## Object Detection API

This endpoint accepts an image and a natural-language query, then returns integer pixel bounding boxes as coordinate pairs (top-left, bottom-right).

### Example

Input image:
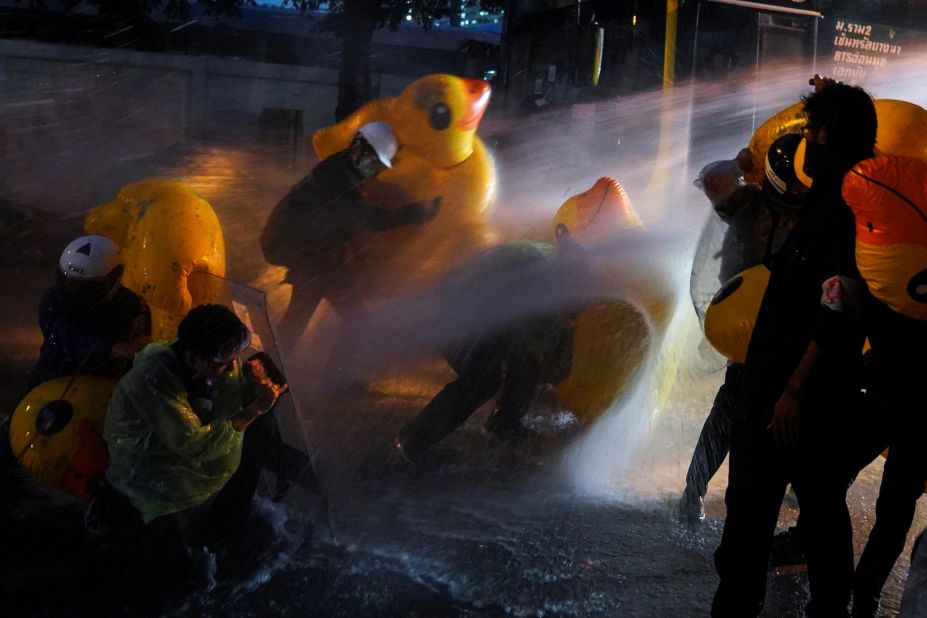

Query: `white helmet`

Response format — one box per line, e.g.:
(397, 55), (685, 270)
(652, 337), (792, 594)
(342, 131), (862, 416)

(356, 121), (398, 168)
(58, 235), (121, 280)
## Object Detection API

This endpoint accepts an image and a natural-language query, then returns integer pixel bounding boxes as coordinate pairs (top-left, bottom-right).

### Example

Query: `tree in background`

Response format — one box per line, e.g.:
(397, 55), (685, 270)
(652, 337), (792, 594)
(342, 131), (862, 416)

(48, 0), (503, 119)
(275, 0), (505, 120)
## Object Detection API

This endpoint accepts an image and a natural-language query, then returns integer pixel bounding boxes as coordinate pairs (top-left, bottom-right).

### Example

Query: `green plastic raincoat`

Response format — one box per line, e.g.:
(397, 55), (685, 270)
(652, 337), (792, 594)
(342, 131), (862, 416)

(103, 342), (245, 519)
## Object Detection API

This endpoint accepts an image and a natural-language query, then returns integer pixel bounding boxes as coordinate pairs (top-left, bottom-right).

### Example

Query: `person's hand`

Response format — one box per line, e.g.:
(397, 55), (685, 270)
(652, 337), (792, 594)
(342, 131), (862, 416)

(809, 74), (839, 92)
(250, 381), (284, 415)
(233, 381), (285, 431)
(768, 390), (801, 450)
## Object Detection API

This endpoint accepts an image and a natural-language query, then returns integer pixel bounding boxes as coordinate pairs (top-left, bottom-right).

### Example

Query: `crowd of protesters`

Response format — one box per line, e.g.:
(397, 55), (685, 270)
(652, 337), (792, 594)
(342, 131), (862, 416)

(6, 77), (926, 617)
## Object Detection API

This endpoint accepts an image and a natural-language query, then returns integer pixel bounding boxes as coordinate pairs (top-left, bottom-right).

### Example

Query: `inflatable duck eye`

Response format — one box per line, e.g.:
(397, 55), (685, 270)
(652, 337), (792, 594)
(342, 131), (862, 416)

(429, 103), (452, 131)
(711, 275), (744, 305)
(907, 270), (927, 304)
(36, 399), (74, 436)
(556, 223), (571, 240)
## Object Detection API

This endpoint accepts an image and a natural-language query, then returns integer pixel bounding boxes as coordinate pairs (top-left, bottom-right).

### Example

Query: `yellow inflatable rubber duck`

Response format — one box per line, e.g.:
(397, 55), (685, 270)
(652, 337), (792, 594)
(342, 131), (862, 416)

(85, 179), (226, 340)
(9, 375), (116, 498)
(311, 74), (497, 296)
(551, 177), (664, 422)
(744, 98), (927, 185)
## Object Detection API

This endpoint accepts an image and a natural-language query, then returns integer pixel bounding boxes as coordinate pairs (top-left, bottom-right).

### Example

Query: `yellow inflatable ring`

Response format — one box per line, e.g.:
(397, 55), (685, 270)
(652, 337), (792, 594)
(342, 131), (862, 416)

(9, 375), (117, 498)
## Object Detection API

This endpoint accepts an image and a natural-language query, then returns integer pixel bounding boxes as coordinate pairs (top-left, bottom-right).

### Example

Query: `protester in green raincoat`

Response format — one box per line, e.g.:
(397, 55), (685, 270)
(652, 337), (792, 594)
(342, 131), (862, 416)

(102, 304), (283, 520)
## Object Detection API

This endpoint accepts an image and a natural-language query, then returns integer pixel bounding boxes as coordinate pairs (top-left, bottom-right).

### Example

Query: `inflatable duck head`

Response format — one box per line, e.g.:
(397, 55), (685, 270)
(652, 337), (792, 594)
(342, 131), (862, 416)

(392, 74), (491, 167)
(85, 179), (226, 339)
(313, 74), (491, 169)
(553, 177), (642, 244)
(10, 375), (116, 497)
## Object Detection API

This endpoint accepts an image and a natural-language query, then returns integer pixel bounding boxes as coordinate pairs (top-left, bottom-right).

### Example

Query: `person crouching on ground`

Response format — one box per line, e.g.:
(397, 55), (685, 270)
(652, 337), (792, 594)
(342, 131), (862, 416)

(99, 304), (284, 585)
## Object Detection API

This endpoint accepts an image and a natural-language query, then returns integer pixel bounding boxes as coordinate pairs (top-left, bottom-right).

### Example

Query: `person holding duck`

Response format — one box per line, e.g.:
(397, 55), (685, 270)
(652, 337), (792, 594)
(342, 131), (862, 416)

(261, 121), (440, 353)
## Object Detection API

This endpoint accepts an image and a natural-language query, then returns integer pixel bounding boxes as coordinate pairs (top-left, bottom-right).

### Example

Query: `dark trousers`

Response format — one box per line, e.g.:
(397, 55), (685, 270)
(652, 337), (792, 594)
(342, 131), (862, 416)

(397, 334), (541, 459)
(854, 410), (927, 612)
(201, 410), (312, 544)
(713, 410), (859, 617)
(94, 410), (311, 550)
(685, 364), (741, 498)
(277, 267), (357, 354)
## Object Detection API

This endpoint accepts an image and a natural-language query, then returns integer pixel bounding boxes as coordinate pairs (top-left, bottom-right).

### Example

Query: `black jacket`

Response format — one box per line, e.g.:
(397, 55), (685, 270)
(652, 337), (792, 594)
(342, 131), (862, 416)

(260, 150), (426, 276)
(28, 285), (148, 388)
(737, 171), (867, 425)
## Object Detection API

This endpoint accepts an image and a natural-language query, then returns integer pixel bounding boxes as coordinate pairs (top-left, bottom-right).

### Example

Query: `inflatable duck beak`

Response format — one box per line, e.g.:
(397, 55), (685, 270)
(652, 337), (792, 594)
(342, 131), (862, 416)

(578, 177), (641, 231)
(458, 79), (491, 132)
(600, 177), (641, 226)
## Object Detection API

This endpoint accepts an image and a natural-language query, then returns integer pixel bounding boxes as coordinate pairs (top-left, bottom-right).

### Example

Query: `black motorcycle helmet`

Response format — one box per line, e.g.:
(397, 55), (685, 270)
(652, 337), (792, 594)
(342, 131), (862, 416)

(763, 133), (808, 211)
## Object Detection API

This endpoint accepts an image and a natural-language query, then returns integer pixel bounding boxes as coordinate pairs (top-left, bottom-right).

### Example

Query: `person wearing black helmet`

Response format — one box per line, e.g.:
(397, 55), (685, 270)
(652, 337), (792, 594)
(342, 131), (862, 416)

(762, 133), (809, 213)
(712, 80), (878, 618)
(898, 528), (927, 616)
(680, 133), (806, 522)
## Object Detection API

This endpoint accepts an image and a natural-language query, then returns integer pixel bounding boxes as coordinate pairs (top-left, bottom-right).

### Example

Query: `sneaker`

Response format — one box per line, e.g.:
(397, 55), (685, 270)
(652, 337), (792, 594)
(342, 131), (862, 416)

(677, 487), (705, 522)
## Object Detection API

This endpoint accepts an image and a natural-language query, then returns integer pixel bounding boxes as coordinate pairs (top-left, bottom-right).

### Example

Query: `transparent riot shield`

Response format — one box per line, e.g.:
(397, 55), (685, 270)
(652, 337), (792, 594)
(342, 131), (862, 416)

(689, 213), (725, 327)
(200, 272), (312, 459)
